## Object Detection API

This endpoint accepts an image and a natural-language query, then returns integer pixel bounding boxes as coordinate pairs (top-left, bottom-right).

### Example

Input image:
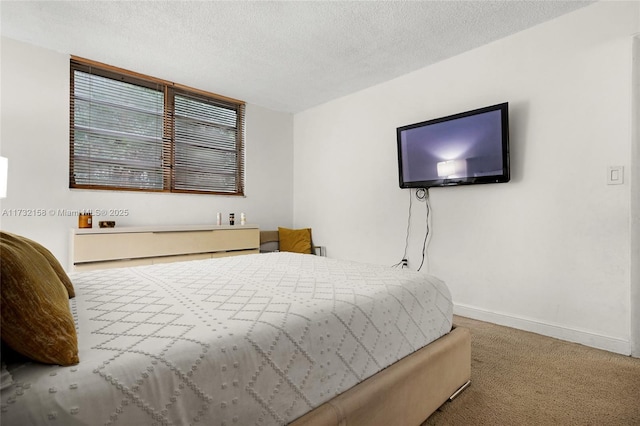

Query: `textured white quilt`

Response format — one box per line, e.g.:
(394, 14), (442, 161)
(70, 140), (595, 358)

(1, 253), (453, 425)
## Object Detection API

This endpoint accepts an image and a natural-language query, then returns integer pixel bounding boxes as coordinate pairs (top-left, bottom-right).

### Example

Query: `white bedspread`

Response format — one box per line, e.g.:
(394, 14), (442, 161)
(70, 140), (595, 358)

(1, 253), (453, 425)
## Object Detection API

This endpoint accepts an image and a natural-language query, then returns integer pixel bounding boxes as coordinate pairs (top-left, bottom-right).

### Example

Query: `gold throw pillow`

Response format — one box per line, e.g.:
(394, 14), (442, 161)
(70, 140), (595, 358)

(0, 232), (79, 365)
(9, 233), (74, 298)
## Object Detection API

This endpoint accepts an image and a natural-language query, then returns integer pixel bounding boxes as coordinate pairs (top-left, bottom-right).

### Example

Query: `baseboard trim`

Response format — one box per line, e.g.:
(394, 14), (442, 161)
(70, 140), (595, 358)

(454, 304), (631, 356)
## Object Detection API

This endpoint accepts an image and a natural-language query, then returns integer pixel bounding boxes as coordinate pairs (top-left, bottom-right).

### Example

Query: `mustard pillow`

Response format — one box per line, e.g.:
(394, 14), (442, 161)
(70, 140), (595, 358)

(278, 227), (313, 254)
(8, 232), (74, 298)
(0, 232), (79, 366)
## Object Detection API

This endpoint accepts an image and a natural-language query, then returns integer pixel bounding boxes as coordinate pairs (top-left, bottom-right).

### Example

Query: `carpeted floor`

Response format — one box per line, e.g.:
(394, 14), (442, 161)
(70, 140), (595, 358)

(422, 316), (640, 425)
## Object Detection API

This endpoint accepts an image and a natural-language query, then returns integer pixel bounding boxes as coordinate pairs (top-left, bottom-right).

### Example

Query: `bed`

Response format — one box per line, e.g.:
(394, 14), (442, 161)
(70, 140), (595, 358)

(0, 247), (470, 425)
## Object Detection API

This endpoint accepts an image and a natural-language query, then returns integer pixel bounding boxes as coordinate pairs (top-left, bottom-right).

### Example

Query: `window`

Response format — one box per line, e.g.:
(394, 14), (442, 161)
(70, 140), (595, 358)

(69, 57), (245, 195)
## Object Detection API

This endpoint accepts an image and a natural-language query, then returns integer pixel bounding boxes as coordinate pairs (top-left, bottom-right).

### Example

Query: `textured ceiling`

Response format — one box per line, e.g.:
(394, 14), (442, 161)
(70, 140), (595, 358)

(1, 1), (592, 113)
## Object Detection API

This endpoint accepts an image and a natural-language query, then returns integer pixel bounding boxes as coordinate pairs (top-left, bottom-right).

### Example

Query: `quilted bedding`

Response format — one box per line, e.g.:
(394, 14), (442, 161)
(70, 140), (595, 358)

(0, 252), (453, 425)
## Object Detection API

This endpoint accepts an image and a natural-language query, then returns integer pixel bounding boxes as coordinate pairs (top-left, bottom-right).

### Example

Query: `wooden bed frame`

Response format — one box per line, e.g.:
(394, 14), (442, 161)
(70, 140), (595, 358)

(291, 326), (471, 426)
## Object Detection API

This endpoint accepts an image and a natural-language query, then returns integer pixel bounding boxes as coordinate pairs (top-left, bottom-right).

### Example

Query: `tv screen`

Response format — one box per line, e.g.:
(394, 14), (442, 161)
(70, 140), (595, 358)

(397, 102), (510, 188)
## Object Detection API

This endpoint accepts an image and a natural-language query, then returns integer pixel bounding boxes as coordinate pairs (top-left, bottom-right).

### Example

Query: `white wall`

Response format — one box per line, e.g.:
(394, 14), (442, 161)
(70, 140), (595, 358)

(0, 37), (295, 269)
(631, 35), (640, 357)
(293, 2), (639, 355)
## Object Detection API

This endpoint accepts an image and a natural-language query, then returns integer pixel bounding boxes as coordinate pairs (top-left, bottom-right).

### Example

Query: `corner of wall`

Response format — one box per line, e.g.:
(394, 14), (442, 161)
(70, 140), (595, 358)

(631, 34), (640, 357)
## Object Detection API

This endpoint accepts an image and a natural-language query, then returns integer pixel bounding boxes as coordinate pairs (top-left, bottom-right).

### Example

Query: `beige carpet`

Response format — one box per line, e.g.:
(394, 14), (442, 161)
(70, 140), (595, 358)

(423, 316), (640, 425)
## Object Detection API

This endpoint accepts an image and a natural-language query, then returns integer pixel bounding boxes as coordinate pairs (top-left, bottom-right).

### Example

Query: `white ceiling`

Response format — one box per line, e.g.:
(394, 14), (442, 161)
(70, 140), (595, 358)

(1, 1), (592, 113)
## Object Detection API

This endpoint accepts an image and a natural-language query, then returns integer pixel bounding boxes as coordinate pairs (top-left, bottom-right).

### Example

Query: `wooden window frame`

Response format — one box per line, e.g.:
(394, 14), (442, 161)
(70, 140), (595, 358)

(69, 56), (245, 196)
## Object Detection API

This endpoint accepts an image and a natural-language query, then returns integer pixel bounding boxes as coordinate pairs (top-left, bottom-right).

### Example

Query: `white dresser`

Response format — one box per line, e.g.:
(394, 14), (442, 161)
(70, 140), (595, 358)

(70, 225), (260, 271)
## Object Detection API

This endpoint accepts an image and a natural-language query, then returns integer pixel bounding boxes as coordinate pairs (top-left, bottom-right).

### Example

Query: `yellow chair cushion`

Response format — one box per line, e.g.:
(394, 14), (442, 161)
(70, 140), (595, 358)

(278, 227), (313, 254)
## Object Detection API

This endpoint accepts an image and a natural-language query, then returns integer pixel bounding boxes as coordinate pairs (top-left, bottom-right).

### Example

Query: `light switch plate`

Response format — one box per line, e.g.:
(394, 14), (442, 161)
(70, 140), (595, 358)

(607, 166), (624, 185)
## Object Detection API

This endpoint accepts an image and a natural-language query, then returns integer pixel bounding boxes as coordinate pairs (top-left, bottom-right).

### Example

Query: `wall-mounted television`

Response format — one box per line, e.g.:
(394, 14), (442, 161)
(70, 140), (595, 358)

(397, 102), (510, 189)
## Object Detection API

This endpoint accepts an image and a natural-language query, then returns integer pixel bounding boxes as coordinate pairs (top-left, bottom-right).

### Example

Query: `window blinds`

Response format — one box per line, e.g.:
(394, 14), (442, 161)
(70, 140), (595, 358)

(173, 93), (244, 194)
(69, 58), (245, 195)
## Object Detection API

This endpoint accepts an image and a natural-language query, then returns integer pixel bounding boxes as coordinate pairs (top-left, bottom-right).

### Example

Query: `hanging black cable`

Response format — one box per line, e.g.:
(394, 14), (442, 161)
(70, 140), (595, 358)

(417, 188), (430, 272)
(392, 189), (412, 268)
